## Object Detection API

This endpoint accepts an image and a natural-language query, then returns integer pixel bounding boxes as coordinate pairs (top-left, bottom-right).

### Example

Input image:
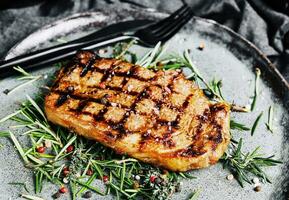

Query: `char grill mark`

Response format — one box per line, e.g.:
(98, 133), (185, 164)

(53, 54), (187, 132)
(80, 54), (98, 77)
(45, 50), (231, 171)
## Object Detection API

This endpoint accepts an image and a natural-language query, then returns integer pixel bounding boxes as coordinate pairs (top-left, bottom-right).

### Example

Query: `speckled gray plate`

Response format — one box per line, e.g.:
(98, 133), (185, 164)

(0, 8), (288, 200)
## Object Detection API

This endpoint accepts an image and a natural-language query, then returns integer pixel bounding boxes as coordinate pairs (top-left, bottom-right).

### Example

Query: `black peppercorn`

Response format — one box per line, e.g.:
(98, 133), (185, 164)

(155, 177), (162, 185)
(82, 191), (92, 198)
(52, 192), (61, 199)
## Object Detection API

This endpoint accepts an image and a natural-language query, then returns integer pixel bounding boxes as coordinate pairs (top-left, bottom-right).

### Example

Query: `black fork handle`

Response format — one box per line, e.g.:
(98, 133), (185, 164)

(0, 32), (129, 78)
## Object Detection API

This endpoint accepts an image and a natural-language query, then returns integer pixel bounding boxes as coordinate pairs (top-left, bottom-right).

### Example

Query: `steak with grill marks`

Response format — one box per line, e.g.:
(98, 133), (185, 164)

(44, 50), (231, 171)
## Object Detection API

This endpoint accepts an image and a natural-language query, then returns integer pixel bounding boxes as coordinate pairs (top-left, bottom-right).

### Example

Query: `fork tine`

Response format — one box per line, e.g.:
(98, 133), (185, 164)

(156, 10), (194, 43)
(147, 4), (189, 32)
(153, 7), (192, 37)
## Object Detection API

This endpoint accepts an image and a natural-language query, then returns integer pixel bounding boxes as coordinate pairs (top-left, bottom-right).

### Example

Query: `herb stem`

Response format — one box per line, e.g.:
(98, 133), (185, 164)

(251, 112), (263, 136)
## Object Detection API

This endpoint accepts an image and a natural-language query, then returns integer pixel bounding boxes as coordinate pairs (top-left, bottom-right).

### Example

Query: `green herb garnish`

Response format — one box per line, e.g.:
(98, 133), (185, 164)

(221, 138), (282, 187)
(265, 105), (274, 133)
(0, 82), (191, 200)
(8, 182), (30, 193)
(251, 68), (261, 111)
(230, 120), (250, 131)
(251, 112), (263, 136)
(3, 66), (42, 95)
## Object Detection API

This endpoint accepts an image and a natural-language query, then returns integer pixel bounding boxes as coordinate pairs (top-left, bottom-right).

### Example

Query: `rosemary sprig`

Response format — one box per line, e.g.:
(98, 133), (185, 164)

(183, 50), (225, 101)
(251, 68), (261, 111)
(208, 79), (224, 100)
(74, 175), (105, 196)
(4, 66), (42, 95)
(8, 182), (30, 193)
(221, 138), (281, 187)
(251, 112), (263, 136)
(0, 96), (191, 199)
(136, 41), (164, 67)
(265, 105), (274, 133)
(230, 120), (250, 131)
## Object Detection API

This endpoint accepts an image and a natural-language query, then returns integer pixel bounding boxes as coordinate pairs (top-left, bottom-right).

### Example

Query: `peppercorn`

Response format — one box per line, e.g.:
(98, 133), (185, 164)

(52, 192), (61, 199)
(86, 169), (93, 176)
(203, 89), (214, 99)
(36, 146), (45, 153)
(82, 191), (92, 198)
(226, 174), (234, 181)
(133, 181), (140, 189)
(103, 175), (109, 183)
(150, 175), (156, 183)
(175, 182), (182, 192)
(63, 177), (69, 184)
(59, 186), (68, 193)
(198, 42), (205, 50)
(66, 145), (74, 153)
(155, 177), (162, 185)
(254, 185), (261, 192)
(63, 167), (70, 176)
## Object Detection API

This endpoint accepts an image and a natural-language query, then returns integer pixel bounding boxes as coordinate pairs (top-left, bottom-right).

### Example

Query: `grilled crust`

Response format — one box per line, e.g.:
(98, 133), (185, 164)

(44, 50), (230, 172)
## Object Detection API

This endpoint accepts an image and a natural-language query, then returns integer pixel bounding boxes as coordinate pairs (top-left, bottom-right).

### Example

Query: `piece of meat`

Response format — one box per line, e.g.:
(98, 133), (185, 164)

(44, 50), (231, 171)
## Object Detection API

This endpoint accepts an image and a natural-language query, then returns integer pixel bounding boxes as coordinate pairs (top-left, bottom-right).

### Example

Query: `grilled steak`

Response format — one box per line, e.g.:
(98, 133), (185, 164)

(45, 50), (230, 171)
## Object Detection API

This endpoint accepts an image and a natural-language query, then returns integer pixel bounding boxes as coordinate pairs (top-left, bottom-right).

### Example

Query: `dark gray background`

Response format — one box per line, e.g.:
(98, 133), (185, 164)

(0, 0), (289, 81)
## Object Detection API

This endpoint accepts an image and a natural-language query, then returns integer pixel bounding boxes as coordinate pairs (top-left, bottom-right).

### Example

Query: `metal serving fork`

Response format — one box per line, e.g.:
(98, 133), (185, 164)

(0, 4), (193, 77)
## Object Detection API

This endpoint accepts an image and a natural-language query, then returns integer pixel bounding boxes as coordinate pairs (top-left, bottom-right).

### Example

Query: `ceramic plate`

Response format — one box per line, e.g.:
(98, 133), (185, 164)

(0, 8), (288, 200)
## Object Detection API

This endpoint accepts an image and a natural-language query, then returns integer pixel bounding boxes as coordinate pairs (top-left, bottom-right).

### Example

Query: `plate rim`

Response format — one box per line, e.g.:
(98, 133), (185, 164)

(2, 8), (289, 200)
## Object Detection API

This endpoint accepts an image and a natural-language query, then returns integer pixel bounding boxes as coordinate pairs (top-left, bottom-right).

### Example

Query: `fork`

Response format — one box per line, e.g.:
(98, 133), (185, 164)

(0, 4), (193, 78)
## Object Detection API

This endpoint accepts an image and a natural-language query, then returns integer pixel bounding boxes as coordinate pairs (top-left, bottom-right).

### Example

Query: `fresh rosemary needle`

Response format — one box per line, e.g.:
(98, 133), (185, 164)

(251, 68), (261, 111)
(188, 188), (202, 200)
(265, 105), (274, 133)
(251, 112), (263, 136)
(230, 120), (250, 131)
